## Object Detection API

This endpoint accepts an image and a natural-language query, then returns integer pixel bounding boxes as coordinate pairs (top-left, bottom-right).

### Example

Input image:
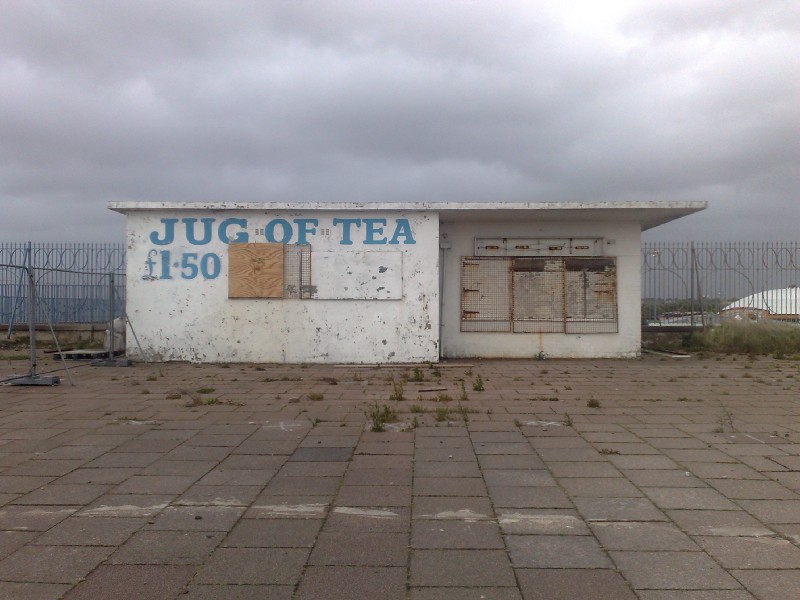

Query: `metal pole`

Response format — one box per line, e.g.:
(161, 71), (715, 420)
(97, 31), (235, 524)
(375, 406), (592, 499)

(695, 246), (706, 329)
(690, 243), (696, 328)
(92, 271), (130, 367)
(651, 250), (658, 323)
(108, 272), (115, 359)
(6, 242), (30, 339)
(9, 260), (59, 385)
(26, 264), (37, 378)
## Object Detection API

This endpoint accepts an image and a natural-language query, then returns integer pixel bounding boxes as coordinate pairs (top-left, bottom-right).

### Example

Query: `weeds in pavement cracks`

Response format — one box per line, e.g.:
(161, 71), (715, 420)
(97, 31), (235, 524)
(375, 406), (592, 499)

(367, 402), (399, 432)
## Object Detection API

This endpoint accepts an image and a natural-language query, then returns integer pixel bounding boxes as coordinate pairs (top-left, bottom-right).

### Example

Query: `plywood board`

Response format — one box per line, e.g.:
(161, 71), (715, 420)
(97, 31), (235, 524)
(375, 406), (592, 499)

(311, 251), (402, 299)
(228, 243), (284, 298)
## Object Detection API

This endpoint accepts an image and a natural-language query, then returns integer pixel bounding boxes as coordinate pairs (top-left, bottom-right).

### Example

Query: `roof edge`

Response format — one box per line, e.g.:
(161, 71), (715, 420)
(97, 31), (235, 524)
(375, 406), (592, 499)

(108, 200), (707, 212)
(107, 200), (707, 230)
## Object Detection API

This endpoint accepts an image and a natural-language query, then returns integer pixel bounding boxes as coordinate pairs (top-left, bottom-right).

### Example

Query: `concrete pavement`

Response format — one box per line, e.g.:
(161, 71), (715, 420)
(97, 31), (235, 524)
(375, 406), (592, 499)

(1, 354), (799, 599)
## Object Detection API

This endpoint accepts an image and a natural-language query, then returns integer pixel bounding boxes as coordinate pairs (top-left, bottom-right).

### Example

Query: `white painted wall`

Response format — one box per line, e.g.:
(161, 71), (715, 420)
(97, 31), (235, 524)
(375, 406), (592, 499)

(440, 219), (642, 358)
(122, 209), (439, 363)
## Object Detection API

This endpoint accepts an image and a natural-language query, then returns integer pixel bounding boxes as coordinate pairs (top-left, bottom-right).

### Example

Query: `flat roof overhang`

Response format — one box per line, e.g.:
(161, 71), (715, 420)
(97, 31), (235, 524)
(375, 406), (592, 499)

(109, 200), (707, 232)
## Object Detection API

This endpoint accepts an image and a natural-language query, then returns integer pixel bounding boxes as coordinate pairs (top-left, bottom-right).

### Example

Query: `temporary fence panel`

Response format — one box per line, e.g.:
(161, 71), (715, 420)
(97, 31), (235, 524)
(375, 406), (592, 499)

(0, 242), (125, 325)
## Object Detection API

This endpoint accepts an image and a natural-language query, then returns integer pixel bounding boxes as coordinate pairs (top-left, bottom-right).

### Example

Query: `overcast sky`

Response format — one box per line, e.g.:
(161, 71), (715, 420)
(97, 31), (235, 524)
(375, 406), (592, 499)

(1, 0), (797, 243)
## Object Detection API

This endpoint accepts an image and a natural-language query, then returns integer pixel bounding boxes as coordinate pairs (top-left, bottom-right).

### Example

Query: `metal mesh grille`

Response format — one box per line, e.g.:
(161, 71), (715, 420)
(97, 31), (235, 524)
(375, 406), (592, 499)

(564, 257), (618, 333)
(284, 245), (312, 299)
(460, 257), (511, 332)
(460, 256), (618, 334)
(512, 258), (564, 333)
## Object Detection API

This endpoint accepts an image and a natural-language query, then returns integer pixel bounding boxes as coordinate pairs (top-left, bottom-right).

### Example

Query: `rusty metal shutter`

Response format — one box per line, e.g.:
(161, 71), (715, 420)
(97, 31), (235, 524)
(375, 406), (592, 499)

(460, 255), (618, 334)
(564, 257), (618, 333)
(460, 257), (512, 332)
(512, 258), (565, 332)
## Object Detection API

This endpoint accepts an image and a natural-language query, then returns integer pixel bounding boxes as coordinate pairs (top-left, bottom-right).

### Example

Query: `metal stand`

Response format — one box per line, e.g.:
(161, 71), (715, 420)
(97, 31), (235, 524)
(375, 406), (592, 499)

(92, 272), (131, 367)
(9, 264), (59, 386)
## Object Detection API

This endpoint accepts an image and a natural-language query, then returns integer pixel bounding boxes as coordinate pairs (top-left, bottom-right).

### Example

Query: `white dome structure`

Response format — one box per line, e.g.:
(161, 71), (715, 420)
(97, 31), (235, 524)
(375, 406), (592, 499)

(721, 287), (800, 322)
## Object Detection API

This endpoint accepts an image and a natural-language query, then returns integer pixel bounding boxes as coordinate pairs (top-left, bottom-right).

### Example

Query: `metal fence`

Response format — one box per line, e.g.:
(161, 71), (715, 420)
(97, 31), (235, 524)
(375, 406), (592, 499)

(3, 240), (799, 329)
(641, 242), (800, 327)
(0, 242), (125, 325)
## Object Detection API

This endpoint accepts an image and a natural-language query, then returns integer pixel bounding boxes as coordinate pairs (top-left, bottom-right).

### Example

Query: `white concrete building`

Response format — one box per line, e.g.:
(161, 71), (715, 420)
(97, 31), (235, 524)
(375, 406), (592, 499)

(109, 201), (705, 363)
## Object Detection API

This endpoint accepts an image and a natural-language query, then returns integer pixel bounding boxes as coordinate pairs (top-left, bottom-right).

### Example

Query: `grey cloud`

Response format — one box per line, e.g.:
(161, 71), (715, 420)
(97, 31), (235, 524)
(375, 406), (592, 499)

(0, 0), (797, 242)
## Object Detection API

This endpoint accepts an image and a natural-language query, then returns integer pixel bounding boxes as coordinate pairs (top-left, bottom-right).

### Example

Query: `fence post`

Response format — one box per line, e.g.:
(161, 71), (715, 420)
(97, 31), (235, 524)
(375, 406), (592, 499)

(108, 272), (115, 359)
(91, 271), (130, 368)
(26, 264), (37, 377)
(690, 243), (696, 328)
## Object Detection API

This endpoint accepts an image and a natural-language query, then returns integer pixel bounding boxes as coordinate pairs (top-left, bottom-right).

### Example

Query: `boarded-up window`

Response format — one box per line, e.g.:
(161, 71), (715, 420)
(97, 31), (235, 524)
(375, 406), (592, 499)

(229, 243), (312, 299)
(460, 256), (618, 333)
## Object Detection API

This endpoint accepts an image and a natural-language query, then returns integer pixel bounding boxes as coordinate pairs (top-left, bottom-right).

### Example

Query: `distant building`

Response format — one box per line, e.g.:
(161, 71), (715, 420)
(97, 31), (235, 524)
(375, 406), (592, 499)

(109, 201), (705, 363)
(721, 287), (800, 322)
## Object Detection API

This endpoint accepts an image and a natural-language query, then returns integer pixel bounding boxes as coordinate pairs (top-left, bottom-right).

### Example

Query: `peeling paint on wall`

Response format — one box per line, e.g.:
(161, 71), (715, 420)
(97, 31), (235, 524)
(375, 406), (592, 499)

(123, 209), (439, 364)
(311, 251), (402, 299)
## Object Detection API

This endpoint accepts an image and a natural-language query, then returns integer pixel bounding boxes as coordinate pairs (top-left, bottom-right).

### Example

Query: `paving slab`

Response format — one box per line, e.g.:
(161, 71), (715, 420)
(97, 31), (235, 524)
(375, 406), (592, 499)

(489, 485), (572, 508)
(590, 521), (700, 551)
(409, 588), (522, 600)
(707, 478), (799, 500)
(334, 485), (411, 507)
(0, 545), (112, 583)
(559, 477), (643, 497)
(694, 535), (800, 569)
(309, 531), (407, 566)
(411, 519), (505, 549)
(610, 551), (742, 590)
(344, 468), (413, 486)
(729, 569), (800, 600)
(61, 565), (195, 600)
(182, 584), (294, 599)
(0, 531), (36, 562)
(736, 499), (800, 523)
(193, 547), (309, 585)
(516, 569), (637, 599)
(294, 566), (407, 600)
(573, 497), (668, 521)
(174, 484), (262, 506)
(643, 487), (741, 510)
(666, 509), (775, 537)
(33, 516), (144, 546)
(223, 518), (322, 547)
(483, 469), (556, 487)
(635, 592), (756, 600)
(410, 549), (517, 586)
(507, 535), (613, 568)
(108, 530), (225, 564)
(0, 582), (72, 600)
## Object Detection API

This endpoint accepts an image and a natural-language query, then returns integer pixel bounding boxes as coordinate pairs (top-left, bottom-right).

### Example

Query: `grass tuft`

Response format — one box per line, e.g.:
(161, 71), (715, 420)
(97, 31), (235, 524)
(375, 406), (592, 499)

(366, 402), (399, 432)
